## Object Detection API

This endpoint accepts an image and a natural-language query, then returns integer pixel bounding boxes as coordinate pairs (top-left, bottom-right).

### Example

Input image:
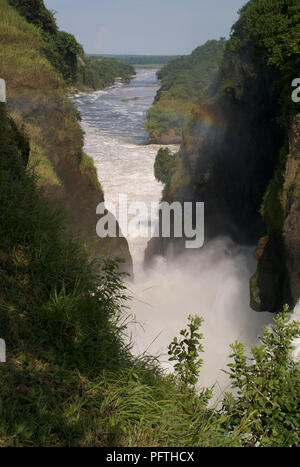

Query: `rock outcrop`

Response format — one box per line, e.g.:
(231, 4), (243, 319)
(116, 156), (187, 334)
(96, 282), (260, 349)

(145, 41), (284, 261)
(251, 113), (300, 311)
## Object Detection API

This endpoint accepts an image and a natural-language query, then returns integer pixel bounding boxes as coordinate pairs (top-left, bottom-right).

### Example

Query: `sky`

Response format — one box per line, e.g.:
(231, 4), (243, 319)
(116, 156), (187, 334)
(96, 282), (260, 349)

(44, 0), (247, 55)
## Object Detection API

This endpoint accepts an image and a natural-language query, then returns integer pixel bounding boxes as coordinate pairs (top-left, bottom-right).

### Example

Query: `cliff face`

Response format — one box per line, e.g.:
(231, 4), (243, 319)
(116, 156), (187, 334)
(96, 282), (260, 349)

(285, 116), (300, 304)
(145, 41), (284, 260)
(251, 113), (300, 311)
(0, 0), (133, 274)
(146, 0), (300, 312)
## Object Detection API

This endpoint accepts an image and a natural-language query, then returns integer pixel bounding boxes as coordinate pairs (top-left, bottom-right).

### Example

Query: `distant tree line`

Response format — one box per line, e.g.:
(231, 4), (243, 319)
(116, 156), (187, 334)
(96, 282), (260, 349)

(93, 54), (182, 66)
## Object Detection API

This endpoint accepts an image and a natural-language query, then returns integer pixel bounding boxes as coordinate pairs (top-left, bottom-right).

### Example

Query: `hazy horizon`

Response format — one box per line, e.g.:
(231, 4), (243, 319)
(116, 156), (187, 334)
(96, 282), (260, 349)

(44, 0), (247, 55)
(89, 53), (180, 57)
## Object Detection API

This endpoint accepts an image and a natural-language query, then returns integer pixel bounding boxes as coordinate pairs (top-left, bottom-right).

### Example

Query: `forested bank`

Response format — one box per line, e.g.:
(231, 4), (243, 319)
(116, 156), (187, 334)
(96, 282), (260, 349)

(146, 40), (226, 143)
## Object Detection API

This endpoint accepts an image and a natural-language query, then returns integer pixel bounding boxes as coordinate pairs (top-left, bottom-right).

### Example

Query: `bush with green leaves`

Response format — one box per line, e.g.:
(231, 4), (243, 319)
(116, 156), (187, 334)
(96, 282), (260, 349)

(232, 0), (300, 73)
(231, 0), (300, 122)
(154, 148), (176, 185)
(168, 315), (205, 387)
(221, 311), (300, 447)
(8, 0), (57, 34)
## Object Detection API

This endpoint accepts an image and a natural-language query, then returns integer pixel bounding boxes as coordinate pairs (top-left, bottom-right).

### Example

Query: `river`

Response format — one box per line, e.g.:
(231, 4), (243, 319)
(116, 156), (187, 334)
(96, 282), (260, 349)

(72, 67), (178, 267)
(72, 68), (275, 397)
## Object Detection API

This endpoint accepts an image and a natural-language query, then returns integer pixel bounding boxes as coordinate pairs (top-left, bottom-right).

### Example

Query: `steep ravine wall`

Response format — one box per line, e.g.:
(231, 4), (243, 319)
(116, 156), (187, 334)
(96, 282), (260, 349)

(8, 89), (132, 273)
(145, 37), (299, 312)
(0, 0), (133, 274)
(145, 41), (284, 255)
(251, 112), (300, 312)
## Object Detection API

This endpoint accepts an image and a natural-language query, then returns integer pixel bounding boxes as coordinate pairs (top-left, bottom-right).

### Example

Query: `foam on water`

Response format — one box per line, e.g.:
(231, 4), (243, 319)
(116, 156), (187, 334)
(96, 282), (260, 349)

(128, 239), (272, 399)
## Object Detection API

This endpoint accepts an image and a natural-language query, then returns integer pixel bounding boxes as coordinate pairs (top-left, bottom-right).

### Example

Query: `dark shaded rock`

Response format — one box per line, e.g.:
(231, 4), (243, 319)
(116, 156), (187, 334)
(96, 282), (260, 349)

(250, 235), (292, 312)
(251, 113), (300, 311)
(145, 41), (284, 267)
(0, 103), (30, 176)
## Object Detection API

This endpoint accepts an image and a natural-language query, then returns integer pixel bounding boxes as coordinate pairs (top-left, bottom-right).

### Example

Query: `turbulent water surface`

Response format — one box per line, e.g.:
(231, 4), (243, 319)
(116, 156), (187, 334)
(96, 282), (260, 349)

(72, 68), (275, 396)
(72, 68), (178, 265)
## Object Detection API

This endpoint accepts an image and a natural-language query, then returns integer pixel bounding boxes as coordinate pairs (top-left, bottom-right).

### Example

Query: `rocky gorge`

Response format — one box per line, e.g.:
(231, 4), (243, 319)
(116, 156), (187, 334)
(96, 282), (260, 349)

(145, 0), (300, 313)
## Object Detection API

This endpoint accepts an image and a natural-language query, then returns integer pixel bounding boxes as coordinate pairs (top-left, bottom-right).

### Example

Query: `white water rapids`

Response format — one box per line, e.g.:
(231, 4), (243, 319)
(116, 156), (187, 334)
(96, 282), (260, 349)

(72, 68), (299, 397)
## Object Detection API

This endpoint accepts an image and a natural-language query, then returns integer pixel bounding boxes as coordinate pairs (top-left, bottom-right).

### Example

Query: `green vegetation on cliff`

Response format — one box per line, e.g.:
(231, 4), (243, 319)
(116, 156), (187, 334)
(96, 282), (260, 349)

(154, 147), (177, 185)
(153, 1), (300, 233)
(231, 0), (300, 122)
(0, 0), (132, 267)
(8, 0), (135, 89)
(146, 39), (226, 142)
(237, 0), (300, 232)
(235, 0), (300, 310)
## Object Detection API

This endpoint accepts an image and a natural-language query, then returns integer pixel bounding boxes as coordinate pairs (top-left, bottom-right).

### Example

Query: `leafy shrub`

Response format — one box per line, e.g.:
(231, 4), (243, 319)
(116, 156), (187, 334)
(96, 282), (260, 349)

(154, 147), (176, 184)
(168, 315), (205, 386)
(221, 311), (300, 447)
(8, 0), (57, 34)
(231, 0), (300, 122)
